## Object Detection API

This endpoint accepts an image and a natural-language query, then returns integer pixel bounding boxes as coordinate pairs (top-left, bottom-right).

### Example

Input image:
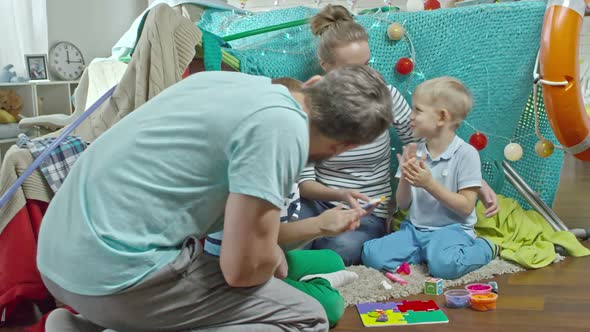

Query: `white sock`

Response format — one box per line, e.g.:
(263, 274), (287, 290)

(299, 270), (359, 288)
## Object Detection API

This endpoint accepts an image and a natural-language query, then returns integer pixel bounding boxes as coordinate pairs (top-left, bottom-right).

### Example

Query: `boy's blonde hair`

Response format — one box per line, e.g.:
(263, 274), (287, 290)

(413, 77), (473, 127)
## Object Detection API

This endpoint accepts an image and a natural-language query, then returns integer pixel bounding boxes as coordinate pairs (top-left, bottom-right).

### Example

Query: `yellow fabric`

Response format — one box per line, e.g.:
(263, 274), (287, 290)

(475, 195), (590, 269)
(0, 109), (17, 124)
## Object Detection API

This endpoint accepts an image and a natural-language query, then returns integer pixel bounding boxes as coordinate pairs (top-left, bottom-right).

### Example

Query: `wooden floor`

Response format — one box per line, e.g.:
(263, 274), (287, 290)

(334, 242), (590, 331)
(552, 153), (590, 230)
(335, 153), (590, 332)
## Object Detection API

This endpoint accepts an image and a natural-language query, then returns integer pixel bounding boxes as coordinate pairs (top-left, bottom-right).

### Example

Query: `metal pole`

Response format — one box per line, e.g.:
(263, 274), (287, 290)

(501, 161), (569, 232)
(499, 164), (565, 232)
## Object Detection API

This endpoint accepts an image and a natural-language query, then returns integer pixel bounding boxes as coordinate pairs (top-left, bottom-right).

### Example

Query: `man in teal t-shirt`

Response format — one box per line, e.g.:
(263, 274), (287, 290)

(38, 65), (393, 331)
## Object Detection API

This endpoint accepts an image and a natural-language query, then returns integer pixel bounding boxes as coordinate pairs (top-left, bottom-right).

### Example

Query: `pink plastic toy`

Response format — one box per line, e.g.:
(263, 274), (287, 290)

(385, 272), (408, 285)
(396, 262), (411, 275)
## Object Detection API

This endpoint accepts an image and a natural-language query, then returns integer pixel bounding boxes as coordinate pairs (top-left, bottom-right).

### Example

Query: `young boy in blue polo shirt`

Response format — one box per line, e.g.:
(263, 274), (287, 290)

(362, 77), (499, 280)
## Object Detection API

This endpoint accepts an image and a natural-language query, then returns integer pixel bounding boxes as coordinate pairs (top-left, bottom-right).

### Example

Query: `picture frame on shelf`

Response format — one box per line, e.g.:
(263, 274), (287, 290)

(24, 54), (48, 81)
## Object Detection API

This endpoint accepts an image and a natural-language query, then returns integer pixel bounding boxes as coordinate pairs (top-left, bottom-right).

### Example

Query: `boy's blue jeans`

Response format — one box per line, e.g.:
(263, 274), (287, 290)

(298, 198), (387, 266)
(362, 221), (494, 279)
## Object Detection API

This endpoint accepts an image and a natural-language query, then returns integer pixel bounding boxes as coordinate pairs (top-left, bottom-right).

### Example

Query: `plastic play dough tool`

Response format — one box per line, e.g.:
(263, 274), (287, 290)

(362, 196), (386, 210)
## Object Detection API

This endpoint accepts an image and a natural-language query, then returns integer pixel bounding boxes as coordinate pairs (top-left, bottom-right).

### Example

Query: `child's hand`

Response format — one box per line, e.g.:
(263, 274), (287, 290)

(337, 189), (370, 210)
(403, 156), (434, 189)
(479, 179), (499, 217)
(397, 145), (419, 181)
(406, 143), (417, 160)
(317, 205), (363, 236)
(397, 158), (416, 182)
(397, 144), (417, 163)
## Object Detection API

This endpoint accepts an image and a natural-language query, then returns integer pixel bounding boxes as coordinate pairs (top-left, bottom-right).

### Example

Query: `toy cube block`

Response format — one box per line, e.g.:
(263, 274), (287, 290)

(424, 277), (443, 295)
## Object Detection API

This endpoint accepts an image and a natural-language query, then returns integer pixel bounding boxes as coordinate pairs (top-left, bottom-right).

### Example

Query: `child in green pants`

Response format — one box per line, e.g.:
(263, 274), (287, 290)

(204, 232), (358, 328)
(283, 249), (358, 327)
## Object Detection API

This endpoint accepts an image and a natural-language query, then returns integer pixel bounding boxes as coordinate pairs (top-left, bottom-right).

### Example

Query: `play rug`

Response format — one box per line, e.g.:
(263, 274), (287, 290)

(336, 255), (563, 305)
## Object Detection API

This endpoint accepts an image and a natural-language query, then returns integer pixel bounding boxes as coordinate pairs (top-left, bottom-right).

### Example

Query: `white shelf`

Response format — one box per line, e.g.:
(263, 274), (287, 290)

(0, 81), (34, 87)
(0, 80), (78, 118)
(36, 80), (80, 86)
(0, 80), (78, 160)
(0, 137), (17, 144)
(0, 80), (78, 87)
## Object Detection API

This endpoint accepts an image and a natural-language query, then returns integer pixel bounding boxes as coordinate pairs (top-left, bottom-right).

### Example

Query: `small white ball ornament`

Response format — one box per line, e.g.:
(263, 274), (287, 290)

(504, 143), (523, 161)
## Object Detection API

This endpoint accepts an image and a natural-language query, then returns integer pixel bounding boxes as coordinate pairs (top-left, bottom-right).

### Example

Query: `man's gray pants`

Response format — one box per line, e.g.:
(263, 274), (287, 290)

(42, 237), (329, 332)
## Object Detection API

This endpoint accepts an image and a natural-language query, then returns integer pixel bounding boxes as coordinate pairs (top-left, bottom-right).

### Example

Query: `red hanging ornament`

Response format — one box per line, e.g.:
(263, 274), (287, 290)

(469, 132), (488, 151)
(424, 0), (441, 10)
(395, 57), (414, 75)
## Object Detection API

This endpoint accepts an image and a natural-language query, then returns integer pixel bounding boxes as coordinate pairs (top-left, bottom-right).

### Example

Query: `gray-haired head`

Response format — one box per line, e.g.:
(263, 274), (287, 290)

(302, 65), (393, 144)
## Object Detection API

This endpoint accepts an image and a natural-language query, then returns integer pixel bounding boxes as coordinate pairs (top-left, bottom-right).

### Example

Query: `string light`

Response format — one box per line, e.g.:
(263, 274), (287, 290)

(532, 83), (560, 148)
(395, 58), (413, 75)
(424, 0), (441, 10)
(463, 121), (537, 145)
(469, 132), (488, 151)
(463, 120), (537, 161)
(461, 53), (559, 161)
(387, 22), (405, 40)
(504, 142), (524, 161)
(373, 15), (424, 95)
(214, 6), (559, 163)
(531, 51), (563, 157)
(535, 138), (555, 158)
(363, 14), (557, 162)
(364, 13), (424, 95)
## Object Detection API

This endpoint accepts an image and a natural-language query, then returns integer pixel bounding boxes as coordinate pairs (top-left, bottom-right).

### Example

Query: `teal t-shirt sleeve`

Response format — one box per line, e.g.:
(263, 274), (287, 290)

(226, 107), (308, 208)
(456, 144), (482, 190)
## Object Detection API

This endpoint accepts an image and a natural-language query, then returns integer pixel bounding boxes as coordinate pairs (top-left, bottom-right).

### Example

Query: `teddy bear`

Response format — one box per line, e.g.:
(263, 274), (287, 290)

(0, 89), (23, 123)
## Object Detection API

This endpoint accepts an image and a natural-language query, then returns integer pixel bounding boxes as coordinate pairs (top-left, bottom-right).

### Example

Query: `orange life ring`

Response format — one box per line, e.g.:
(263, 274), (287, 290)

(539, 0), (590, 161)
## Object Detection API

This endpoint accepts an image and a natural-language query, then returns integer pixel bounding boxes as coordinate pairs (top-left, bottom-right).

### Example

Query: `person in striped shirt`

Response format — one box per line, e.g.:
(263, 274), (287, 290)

(297, 5), (499, 266)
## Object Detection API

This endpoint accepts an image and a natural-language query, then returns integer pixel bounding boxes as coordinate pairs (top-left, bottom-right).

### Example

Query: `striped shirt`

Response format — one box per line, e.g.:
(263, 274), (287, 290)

(298, 85), (417, 218)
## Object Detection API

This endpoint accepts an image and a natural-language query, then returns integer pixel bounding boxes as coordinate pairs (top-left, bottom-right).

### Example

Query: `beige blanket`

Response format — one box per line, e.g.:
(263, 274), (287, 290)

(0, 3), (202, 233)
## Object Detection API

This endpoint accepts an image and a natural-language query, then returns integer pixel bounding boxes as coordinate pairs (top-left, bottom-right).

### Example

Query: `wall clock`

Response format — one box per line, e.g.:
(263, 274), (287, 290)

(49, 41), (86, 81)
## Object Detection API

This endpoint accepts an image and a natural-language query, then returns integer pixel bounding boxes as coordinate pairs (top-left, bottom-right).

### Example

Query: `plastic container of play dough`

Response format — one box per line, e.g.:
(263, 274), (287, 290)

(470, 292), (498, 311)
(444, 289), (471, 308)
(465, 283), (493, 294)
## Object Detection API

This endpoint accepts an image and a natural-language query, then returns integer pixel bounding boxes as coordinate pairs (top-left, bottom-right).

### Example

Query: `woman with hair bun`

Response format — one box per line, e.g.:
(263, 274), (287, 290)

(298, 5), (499, 266)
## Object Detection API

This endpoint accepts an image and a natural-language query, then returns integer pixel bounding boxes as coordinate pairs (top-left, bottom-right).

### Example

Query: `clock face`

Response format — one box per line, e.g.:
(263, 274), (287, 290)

(49, 42), (85, 81)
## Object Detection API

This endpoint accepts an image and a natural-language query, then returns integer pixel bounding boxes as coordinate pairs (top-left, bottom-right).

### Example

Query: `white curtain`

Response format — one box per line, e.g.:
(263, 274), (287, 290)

(0, 0), (48, 78)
